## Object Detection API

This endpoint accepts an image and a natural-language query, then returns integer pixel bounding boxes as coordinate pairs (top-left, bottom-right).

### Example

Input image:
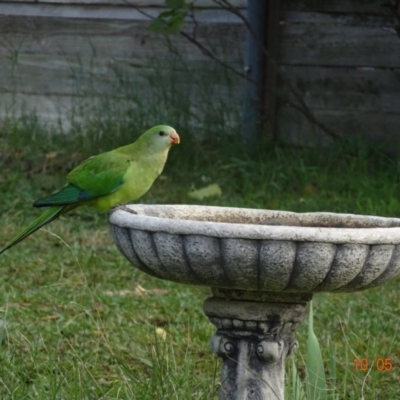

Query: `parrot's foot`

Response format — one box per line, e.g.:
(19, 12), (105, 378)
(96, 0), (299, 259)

(108, 205), (138, 217)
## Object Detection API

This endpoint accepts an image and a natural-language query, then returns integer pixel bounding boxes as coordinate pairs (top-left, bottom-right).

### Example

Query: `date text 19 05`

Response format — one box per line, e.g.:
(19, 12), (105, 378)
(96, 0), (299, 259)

(353, 358), (393, 371)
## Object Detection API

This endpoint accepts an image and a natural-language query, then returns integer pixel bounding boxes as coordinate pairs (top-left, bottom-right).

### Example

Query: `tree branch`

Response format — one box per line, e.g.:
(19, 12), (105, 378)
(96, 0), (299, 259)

(124, 0), (341, 140)
(124, 0), (250, 81)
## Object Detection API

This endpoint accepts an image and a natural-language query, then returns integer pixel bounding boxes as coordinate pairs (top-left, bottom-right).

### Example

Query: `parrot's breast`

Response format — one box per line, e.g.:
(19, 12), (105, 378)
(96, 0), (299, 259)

(89, 155), (166, 211)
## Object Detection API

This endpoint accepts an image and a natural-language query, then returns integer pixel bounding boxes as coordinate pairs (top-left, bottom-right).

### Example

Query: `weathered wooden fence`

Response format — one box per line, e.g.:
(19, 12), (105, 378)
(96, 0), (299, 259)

(0, 0), (246, 128)
(1, 0), (400, 148)
(279, 0), (400, 149)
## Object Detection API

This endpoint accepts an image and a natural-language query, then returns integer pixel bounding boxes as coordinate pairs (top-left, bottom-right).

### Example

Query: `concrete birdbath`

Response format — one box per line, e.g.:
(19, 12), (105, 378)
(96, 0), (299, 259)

(109, 205), (400, 400)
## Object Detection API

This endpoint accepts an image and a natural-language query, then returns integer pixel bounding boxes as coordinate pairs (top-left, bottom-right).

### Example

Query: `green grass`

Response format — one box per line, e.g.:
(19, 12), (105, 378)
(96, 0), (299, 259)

(1, 113), (400, 399)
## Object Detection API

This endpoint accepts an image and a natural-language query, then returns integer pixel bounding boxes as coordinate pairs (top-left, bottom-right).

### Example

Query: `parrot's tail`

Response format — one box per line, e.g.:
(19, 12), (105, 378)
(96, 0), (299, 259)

(0, 205), (67, 255)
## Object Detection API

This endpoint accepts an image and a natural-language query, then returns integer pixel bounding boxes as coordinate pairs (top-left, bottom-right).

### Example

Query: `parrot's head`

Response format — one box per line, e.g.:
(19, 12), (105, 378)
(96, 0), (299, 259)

(142, 125), (180, 151)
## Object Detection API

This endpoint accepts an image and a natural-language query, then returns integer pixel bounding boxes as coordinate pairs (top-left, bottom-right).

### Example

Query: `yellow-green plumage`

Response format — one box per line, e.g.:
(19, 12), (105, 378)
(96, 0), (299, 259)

(0, 125), (180, 255)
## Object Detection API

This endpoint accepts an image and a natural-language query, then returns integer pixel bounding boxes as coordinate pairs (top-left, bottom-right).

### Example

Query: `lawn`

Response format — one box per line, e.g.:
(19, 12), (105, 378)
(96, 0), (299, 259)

(0, 117), (400, 399)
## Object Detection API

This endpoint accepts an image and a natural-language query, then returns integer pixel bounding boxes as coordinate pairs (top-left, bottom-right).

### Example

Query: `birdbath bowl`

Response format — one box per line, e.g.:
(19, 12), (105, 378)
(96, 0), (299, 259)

(109, 205), (400, 400)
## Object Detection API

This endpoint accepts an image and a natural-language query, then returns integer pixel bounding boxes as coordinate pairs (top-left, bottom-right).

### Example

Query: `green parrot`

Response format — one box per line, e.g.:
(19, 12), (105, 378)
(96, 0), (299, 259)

(0, 125), (180, 255)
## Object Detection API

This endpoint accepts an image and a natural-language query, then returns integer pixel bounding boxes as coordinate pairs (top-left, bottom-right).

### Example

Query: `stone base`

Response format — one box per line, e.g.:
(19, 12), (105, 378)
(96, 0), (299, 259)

(204, 292), (309, 400)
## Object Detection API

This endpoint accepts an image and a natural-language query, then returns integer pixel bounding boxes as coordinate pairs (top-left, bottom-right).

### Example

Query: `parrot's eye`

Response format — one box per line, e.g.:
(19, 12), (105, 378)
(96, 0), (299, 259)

(158, 131), (165, 136)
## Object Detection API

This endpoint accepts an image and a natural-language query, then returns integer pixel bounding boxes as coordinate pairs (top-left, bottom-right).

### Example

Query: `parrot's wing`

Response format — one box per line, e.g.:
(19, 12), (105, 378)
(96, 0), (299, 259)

(34, 152), (131, 207)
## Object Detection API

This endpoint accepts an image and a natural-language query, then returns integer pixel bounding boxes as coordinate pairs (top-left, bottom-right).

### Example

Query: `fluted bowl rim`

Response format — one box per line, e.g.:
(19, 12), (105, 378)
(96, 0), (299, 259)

(109, 204), (400, 245)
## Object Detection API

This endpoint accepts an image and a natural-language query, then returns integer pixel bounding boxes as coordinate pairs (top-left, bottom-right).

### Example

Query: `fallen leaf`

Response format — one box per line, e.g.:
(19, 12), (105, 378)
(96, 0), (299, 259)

(10, 302), (31, 307)
(134, 285), (147, 296)
(41, 315), (59, 320)
(91, 303), (103, 312)
(188, 183), (222, 200)
(97, 377), (114, 385)
(104, 285), (169, 297)
(45, 151), (58, 159)
(303, 183), (319, 195)
(155, 327), (167, 341)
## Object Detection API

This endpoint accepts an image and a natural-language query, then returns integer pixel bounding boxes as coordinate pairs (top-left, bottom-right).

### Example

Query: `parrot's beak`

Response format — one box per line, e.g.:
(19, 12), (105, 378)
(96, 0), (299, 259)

(170, 132), (180, 146)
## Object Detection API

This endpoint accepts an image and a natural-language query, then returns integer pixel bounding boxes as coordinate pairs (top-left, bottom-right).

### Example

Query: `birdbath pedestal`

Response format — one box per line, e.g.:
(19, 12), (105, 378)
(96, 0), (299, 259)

(109, 205), (400, 400)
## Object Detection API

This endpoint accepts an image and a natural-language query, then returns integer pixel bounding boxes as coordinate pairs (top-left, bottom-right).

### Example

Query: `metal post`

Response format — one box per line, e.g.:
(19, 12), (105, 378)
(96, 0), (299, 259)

(242, 0), (267, 153)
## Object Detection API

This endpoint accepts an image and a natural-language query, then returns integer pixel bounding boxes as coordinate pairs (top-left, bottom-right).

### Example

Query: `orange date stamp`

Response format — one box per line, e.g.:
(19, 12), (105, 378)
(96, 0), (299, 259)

(353, 357), (393, 371)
